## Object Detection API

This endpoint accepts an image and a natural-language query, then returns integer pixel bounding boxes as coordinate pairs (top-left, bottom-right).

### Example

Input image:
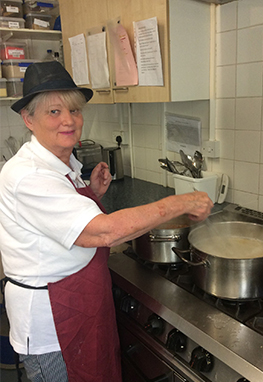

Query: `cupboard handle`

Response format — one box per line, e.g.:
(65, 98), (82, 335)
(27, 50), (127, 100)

(112, 87), (129, 92)
(95, 89), (111, 94)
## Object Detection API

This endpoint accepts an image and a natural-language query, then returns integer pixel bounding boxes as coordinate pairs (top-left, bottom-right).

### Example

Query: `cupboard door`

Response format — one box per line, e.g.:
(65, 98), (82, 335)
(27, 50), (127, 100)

(169, 0), (210, 102)
(58, 0), (114, 104)
(107, 0), (170, 103)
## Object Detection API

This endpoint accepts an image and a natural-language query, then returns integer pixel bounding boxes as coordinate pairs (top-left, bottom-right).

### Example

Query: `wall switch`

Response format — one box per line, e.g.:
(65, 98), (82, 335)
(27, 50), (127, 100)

(112, 130), (129, 145)
(202, 140), (220, 158)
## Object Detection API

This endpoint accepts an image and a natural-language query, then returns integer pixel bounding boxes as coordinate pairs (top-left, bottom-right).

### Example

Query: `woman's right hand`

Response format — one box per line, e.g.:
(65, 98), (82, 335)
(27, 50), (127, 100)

(180, 191), (214, 222)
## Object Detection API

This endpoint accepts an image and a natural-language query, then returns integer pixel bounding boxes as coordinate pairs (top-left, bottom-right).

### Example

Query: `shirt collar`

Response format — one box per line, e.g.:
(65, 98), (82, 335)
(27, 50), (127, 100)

(30, 135), (83, 180)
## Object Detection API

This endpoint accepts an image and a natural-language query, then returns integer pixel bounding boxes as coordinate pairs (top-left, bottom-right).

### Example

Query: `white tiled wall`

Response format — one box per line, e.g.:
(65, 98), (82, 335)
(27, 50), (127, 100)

(0, 0), (262, 211)
(214, 0), (263, 211)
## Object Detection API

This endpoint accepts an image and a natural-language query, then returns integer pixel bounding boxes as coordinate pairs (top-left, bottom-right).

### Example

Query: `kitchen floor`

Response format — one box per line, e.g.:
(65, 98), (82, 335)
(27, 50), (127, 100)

(1, 367), (31, 382)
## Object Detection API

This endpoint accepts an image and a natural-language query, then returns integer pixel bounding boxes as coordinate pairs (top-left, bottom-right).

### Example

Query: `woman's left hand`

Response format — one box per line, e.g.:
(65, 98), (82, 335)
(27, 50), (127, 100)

(89, 162), (112, 199)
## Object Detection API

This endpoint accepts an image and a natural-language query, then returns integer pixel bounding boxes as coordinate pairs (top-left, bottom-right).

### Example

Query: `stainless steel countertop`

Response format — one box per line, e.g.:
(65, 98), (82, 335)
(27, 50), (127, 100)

(108, 253), (263, 382)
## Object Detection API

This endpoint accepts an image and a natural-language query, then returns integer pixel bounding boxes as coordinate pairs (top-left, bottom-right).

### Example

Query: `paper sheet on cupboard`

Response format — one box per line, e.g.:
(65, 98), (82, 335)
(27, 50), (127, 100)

(133, 17), (163, 86)
(68, 34), (90, 85)
(108, 19), (138, 87)
(86, 31), (110, 89)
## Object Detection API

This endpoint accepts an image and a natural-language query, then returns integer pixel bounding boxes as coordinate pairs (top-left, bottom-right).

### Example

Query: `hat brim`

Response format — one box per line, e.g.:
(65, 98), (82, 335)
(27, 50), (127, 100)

(11, 86), (93, 113)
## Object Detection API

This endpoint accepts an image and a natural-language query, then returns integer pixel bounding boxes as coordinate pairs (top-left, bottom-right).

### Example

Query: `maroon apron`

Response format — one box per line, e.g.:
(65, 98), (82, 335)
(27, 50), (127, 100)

(48, 177), (122, 382)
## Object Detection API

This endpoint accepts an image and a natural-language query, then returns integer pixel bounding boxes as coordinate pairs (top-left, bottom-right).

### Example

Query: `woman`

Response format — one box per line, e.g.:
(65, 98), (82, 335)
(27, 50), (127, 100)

(0, 62), (213, 382)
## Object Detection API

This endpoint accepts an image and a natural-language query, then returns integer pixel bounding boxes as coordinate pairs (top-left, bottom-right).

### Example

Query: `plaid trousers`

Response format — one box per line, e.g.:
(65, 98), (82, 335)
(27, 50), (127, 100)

(19, 351), (68, 382)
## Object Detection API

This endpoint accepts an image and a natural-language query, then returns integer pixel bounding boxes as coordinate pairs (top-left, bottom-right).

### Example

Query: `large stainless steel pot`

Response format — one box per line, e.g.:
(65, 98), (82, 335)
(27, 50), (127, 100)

(132, 215), (193, 263)
(173, 221), (263, 300)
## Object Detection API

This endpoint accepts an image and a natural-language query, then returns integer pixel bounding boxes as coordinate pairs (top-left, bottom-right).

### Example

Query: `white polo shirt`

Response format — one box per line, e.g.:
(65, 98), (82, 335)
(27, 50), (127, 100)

(0, 135), (103, 354)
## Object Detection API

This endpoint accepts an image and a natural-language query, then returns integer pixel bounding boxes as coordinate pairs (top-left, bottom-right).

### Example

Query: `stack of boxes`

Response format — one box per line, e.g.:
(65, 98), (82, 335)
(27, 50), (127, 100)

(0, 0), (60, 98)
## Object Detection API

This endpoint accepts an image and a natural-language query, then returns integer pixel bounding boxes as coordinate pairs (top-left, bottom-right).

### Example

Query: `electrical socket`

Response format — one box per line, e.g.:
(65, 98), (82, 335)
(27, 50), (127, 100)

(112, 130), (129, 145)
(202, 140), (220, 158)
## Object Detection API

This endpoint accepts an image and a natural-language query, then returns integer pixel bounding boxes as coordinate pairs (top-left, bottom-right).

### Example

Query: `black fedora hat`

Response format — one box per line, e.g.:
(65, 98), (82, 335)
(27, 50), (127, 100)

(11, 61), (93, 113)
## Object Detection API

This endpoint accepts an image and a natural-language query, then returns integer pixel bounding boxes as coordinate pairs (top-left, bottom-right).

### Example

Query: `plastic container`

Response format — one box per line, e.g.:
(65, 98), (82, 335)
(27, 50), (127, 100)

(44, 48), (53, 60)
(0, 0), (23, 18)
(24, 12), (51, 29)
(0, 78), (7, 97)
(173, 171), (218, 203)
(0, 15), (25, 28)
(6, 77), (23, 97)
(0, 41), (27, 60)
(23, 0), (59, 16)
(2, 59), (37, 78)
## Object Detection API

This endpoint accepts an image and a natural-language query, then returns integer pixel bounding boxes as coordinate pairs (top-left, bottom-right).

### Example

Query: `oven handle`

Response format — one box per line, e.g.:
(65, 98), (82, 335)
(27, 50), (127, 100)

(125, 344), (171, 382)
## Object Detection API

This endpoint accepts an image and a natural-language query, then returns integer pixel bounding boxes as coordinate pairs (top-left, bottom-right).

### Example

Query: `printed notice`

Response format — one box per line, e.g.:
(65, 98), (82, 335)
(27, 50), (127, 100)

(166, 113), (202, 155)
(68, 34), (90, 85)
(134, 17), (163, 86)
(86, 31), (110, 89)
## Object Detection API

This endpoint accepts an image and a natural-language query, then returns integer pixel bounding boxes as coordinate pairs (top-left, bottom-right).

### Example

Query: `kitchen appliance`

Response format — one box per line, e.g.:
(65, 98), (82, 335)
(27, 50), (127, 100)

(132, 215), (193, 263)
(73, 139), (103, 179)
(102, 147), (124, 180)
(108, 204), (263, 382)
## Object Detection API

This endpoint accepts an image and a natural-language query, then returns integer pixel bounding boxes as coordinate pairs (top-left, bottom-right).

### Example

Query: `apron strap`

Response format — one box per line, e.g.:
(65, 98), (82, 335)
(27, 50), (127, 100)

(5, 277), (48, 290)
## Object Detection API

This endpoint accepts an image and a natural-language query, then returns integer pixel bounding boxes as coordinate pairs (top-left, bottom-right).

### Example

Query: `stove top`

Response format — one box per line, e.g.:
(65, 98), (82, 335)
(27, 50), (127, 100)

(108, 204), (263, 382)
(123, 245), (263, 334)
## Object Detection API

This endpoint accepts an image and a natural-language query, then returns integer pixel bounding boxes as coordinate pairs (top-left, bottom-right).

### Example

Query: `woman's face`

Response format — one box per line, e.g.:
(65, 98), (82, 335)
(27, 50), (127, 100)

(21, 92), (84, 164)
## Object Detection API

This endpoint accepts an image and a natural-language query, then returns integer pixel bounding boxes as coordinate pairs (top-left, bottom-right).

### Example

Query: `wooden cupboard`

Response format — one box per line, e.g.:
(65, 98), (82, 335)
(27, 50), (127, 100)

(58, 0), (211, 104)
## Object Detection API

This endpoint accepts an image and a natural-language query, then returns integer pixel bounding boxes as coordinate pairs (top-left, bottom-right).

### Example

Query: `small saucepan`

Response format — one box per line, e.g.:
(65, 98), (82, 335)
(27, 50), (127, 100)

(132, 215), (194, 263)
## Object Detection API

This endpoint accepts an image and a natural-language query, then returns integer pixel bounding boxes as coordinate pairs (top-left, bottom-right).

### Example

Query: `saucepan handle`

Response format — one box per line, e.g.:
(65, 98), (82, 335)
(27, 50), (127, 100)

(149, 233), (181, 242)
(172, 248), (208, 267)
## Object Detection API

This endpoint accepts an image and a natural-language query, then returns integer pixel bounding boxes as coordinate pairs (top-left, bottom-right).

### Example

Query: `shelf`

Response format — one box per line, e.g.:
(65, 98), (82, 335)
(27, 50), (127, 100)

(0, 27), (62, 40)
(0, 97), (20, 101)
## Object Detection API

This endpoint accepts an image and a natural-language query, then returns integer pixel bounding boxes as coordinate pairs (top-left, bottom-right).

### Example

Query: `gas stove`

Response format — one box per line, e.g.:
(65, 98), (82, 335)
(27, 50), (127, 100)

(108, 204), (263, 382)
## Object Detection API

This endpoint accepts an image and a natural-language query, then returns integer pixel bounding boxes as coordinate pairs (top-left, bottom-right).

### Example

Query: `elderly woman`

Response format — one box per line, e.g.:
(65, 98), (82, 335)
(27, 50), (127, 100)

(0, 61), (213, 382)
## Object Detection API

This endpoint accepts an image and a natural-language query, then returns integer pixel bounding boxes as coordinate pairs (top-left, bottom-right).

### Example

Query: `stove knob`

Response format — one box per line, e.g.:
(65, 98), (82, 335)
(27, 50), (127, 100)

(120, 295), (138, 313)
(144, 314), (165, 336)
(190, 346), (214, 373)
(166, 329), (187, 353)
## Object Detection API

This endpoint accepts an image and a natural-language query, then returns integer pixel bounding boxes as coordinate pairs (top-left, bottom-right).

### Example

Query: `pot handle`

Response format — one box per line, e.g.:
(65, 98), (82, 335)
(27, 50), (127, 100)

(172, 248), (208, 267)
(149, 233), (182, 242)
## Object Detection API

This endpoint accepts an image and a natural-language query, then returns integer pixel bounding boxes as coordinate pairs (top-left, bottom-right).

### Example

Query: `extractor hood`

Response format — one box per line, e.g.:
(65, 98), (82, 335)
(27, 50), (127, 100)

(197, 0), (235, 3)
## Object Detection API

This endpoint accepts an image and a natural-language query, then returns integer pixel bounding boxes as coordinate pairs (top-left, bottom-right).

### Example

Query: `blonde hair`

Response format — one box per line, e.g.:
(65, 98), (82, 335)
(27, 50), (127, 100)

(22, 90), (87, 116)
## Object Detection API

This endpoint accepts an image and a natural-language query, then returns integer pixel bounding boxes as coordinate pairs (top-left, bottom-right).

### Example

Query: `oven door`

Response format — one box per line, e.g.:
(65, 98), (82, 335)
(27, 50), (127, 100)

(117, 312), (209, 382)
(118, 322), (175, 382)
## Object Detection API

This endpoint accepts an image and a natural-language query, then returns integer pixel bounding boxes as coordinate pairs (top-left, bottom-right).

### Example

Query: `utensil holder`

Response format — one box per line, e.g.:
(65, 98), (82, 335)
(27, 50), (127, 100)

(173, 171), (218, 203)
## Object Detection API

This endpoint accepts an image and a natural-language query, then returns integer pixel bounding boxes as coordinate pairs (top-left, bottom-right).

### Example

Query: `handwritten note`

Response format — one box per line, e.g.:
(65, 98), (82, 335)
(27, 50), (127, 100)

(108, 20), (138, 87)
(134, 17), (163, 86)
(68, 34), (90, 85)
